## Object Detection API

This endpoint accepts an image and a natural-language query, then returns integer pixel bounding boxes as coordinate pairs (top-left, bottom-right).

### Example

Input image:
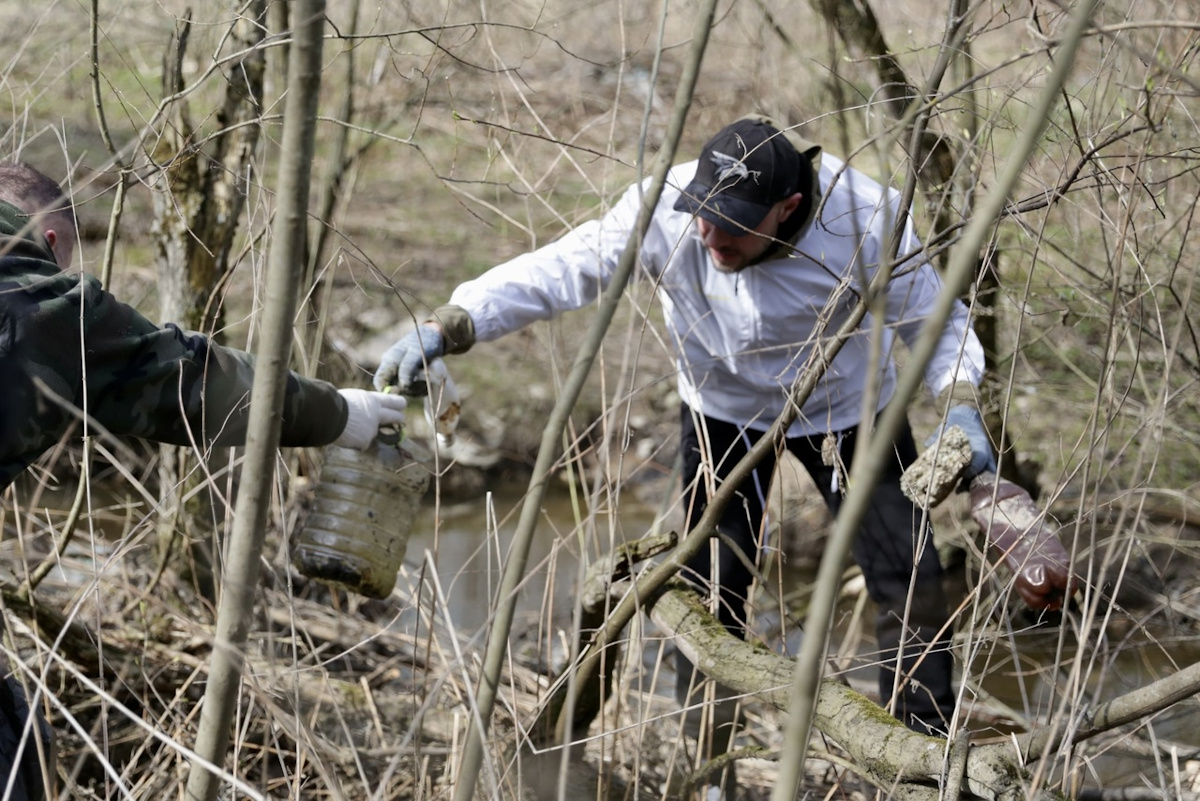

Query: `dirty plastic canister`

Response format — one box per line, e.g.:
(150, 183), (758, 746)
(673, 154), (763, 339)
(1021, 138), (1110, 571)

(292, 427), (431, 599)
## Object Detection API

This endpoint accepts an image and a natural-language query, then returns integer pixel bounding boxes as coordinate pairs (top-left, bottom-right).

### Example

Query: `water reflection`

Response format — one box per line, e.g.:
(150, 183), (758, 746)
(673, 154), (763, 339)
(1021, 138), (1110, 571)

(968, 621), (1200, 790)
(401, 481), (661, 634)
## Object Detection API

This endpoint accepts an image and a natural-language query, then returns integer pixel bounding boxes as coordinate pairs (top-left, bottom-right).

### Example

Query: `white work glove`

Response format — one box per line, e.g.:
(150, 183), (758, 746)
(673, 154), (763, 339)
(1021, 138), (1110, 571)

(332, 389), (408, 449)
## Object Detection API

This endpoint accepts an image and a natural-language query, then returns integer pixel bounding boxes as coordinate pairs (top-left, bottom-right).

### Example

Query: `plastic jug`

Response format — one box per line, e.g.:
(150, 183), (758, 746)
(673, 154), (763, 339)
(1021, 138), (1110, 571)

(292, 427), (431, 599)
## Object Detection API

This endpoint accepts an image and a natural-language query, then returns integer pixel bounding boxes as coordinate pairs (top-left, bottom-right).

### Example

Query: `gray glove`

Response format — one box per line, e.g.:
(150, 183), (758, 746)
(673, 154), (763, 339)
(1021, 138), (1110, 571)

(929, 405), (997, 479)
(373, 324), (445, 396)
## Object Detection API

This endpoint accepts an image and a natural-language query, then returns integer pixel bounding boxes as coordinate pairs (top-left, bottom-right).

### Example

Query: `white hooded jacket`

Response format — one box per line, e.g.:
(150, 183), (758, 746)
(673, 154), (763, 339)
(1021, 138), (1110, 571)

(449, 152), (985, 438)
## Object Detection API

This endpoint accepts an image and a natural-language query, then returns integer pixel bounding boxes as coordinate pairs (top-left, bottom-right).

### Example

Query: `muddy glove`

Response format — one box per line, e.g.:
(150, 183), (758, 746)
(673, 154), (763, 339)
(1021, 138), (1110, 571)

(373, 324), (445, 396)
(939, 405), (997, 479)
(927, 381), (996, 481)
(333, 389), (408, 449)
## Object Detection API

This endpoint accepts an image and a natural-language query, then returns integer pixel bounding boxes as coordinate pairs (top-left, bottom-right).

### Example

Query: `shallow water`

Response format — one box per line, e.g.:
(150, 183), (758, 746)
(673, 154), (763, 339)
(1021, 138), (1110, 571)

(398, 482), (1200, 795)
(402, 480), (660, 634)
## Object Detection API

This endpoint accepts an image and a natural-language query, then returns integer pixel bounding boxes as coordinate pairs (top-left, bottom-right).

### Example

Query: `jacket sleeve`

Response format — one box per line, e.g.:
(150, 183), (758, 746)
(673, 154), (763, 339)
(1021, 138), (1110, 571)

(26, 272), (348, 449)
(885, 217), (986, 395)
(449, 179), (647, 343)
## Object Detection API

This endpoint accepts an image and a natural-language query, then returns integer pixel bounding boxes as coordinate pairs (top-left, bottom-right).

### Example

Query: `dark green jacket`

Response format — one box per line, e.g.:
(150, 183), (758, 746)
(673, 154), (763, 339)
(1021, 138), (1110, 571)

(0, 202), (348, 489)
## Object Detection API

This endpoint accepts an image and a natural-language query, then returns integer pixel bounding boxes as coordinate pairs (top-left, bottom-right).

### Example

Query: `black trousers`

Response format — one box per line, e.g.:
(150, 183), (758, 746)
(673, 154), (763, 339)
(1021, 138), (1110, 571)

(678, 404), (956, 733)
(0, 672), (49, 801)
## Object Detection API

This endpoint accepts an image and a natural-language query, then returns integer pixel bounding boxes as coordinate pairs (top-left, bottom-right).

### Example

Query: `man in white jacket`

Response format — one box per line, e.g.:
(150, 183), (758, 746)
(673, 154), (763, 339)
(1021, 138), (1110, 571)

(374, 117), (993, 738)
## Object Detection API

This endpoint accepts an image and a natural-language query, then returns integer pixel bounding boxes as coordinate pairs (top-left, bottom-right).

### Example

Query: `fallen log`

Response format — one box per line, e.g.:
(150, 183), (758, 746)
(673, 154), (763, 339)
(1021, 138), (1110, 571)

(647, 582), (1020, 800)
(541, 526), (1200, 801)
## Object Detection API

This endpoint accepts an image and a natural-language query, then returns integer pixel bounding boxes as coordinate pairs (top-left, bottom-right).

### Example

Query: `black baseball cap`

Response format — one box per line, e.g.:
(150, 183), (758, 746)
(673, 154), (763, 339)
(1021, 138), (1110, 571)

(674, 119), (803, 234)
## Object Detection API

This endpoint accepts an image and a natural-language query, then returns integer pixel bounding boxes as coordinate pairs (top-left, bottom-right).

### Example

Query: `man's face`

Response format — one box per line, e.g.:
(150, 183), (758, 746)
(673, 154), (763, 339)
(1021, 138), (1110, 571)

(696, 194), (801, 273)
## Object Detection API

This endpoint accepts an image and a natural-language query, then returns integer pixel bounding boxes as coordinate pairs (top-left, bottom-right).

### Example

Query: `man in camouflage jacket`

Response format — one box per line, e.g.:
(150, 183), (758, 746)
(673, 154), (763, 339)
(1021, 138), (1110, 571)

(0, 163), (405, 490)
(0, 162), (406, 801)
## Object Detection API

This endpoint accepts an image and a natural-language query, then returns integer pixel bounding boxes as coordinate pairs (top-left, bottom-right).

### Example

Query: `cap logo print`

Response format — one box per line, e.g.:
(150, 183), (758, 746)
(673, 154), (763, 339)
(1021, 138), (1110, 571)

(711, 150), (760, 185)
(672, 120), (802, 232)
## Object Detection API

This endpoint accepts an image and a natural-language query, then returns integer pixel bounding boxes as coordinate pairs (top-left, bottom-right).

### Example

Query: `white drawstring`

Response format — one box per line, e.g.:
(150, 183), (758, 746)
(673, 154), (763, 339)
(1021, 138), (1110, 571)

(740, 428), (770, 553)
(830, 431), (843, 494)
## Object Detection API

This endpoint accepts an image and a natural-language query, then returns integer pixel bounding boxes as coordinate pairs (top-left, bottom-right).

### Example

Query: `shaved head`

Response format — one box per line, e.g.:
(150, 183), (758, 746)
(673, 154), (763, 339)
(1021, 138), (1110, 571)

(0, 162), (77, 267)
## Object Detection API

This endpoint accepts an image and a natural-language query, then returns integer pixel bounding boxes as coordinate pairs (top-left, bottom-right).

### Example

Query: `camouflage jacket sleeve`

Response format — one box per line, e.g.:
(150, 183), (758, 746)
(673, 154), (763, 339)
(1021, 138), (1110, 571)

(0, 210), (347, 486)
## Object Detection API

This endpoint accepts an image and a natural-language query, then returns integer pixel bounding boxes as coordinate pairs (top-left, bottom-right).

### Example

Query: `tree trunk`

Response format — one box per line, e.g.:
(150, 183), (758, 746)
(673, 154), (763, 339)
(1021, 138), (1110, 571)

(150, 1), (268, 602)
(799, 0), (1042, 493)
(184, 0), (327, 796)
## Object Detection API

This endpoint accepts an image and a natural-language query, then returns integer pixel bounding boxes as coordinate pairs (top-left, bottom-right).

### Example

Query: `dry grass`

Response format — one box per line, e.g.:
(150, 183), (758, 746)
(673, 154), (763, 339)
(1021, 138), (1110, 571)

(3, 0), (1200, 798)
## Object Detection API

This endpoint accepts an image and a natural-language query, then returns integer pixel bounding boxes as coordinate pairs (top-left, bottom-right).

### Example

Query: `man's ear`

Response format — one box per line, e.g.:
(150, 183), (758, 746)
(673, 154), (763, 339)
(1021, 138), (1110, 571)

(777, 192), (803, 223)
(43, 229), (58, 260)
(42, 228), (69, 267)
